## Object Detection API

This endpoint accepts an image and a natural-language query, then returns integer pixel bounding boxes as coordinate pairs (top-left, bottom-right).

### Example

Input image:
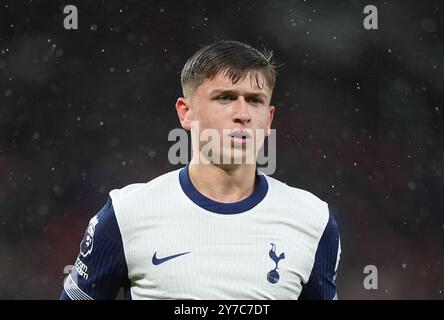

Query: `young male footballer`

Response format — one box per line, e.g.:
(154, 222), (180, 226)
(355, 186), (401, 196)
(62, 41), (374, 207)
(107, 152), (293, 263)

(60, 40), (341, 300)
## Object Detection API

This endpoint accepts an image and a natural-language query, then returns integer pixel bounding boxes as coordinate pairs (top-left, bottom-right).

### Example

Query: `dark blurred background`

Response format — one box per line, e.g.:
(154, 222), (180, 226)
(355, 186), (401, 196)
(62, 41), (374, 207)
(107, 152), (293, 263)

(1, 0), (443, 299)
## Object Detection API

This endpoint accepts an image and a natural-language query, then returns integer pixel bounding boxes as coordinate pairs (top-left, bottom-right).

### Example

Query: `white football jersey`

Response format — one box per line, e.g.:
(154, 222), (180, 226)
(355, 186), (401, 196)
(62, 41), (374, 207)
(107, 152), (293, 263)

(61, 166), (341, 300)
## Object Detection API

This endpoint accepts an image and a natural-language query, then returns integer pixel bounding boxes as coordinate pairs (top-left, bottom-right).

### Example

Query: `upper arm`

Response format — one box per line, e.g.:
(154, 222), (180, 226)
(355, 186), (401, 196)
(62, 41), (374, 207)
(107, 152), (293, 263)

(60, 197), (130, 300)
(298, 208), (341, 300)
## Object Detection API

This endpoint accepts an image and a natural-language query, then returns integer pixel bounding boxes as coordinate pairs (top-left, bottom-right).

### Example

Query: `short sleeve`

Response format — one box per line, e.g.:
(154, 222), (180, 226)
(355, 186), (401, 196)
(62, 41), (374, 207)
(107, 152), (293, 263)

(60, 197), (130, 300)
(298, 209), (341, 300)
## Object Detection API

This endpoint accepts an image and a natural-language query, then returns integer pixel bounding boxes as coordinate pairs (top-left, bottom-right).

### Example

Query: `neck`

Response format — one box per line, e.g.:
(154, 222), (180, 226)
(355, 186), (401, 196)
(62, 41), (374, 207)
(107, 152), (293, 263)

(188, 160), (257, 203)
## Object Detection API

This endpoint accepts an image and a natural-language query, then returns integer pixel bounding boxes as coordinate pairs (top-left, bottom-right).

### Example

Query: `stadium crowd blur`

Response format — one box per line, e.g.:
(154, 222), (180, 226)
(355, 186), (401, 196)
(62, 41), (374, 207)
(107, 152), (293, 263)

(1, 1), (443, 299)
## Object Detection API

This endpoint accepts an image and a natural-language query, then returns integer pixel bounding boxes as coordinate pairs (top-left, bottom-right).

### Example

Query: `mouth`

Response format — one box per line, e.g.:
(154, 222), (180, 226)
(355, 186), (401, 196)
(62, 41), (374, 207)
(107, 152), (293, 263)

(228, 130), (251, 145)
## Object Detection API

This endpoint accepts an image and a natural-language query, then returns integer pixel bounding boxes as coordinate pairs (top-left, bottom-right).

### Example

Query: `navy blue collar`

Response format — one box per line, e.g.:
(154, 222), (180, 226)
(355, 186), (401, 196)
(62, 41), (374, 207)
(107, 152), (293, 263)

(179, 165), (268, 215)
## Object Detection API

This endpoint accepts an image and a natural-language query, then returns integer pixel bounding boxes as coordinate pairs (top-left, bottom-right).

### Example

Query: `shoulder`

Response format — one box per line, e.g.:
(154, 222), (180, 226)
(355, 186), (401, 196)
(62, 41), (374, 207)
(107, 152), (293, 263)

(109, 168), (180, 204)
(263, 173), (329, 221)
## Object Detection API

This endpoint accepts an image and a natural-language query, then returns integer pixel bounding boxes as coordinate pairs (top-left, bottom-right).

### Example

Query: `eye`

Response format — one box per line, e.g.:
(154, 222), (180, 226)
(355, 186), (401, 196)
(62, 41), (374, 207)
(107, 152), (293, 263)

(248, 97), (263, 105)
(216, 95), (231, 103)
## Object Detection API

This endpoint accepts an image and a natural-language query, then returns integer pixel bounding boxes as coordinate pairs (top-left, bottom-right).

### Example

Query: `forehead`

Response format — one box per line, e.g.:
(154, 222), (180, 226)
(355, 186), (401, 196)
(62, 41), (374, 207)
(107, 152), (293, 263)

(197, 70), (272, 96)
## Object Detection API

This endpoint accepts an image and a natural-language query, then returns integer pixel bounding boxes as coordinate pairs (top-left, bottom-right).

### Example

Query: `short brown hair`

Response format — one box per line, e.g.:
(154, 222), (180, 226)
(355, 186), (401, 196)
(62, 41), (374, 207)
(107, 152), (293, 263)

(181, 40), (277, 97)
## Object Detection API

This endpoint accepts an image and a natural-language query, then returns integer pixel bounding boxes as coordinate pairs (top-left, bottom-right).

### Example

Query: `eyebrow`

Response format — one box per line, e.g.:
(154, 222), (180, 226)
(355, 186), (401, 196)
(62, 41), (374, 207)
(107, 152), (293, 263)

(210, 89), (268, 100)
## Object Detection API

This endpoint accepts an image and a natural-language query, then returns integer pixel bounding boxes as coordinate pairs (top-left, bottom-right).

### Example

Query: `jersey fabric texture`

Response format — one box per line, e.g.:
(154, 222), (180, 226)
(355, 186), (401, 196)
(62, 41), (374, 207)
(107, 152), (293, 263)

(61, 166), (341, 300)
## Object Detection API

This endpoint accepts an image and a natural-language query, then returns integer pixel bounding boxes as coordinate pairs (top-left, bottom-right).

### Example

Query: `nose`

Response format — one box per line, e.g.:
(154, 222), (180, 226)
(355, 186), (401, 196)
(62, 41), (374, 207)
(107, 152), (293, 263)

(232, 96), (251, 125)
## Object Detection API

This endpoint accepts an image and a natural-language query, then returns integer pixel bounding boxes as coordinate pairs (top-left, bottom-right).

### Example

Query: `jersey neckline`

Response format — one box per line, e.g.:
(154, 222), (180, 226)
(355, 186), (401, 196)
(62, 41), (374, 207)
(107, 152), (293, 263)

(178, 165), (268, 215)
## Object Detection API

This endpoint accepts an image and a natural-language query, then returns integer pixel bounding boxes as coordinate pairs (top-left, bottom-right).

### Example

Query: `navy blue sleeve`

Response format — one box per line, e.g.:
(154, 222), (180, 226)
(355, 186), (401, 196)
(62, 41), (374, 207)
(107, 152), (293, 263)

(60, 197), (130, 300)
(298, 210), (341, 300)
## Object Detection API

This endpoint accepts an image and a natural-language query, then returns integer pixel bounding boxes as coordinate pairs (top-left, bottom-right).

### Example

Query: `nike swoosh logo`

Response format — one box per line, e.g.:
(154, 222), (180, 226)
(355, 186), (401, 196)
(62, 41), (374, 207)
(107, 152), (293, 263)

(152, 251), (191, 265)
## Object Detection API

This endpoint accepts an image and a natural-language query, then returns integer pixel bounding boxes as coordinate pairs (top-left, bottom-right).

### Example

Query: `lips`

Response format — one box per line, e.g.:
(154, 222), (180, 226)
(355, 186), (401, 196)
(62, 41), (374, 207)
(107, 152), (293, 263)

(228, 130), (251, 139)
(227, 130), (251, 145)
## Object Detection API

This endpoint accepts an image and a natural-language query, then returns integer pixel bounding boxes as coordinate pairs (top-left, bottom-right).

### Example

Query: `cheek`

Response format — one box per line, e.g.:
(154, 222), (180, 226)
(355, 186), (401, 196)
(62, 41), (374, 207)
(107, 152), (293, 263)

(198, 104), (227, 125)
(254, 109), (272, 126)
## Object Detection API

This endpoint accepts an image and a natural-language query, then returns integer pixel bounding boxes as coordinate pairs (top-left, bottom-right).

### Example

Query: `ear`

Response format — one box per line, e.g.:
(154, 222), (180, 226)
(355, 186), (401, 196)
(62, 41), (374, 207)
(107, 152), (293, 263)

(176, 97), (193, 130)
(266, 105), (275, 136)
